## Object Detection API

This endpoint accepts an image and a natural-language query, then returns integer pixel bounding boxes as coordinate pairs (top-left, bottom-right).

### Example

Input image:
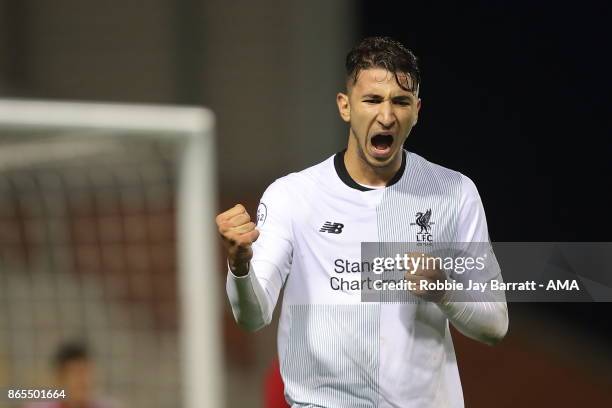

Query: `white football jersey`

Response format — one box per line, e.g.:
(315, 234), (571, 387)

(227, 150), (507, 408)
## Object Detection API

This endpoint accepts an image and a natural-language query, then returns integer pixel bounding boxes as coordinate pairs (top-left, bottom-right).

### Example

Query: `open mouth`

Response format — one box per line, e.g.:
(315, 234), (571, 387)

(370, 133), (394, 154)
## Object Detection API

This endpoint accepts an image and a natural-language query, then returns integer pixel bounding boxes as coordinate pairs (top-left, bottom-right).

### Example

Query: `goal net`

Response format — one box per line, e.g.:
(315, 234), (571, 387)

(0, 99), (222, 408)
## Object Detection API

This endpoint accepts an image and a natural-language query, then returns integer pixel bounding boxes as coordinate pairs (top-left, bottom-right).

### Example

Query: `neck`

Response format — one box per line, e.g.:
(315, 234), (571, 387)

(344, 137), (403, 187)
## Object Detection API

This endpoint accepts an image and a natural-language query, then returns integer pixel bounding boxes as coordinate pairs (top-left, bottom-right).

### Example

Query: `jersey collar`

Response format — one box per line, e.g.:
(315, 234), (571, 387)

(333, 149), (407, 191)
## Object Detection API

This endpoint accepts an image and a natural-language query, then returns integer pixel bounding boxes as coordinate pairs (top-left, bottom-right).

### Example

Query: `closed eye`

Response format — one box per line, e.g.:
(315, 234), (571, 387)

(393, 98), (412, 106)
(362, 97), (412, 106)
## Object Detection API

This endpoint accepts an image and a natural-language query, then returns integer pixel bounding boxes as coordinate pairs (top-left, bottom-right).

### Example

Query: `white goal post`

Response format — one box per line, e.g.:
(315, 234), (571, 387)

(0, 99), (222, 408)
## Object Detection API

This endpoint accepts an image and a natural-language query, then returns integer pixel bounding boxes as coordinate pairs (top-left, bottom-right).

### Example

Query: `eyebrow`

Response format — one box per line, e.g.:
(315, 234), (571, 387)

(361, 94), (414, 100)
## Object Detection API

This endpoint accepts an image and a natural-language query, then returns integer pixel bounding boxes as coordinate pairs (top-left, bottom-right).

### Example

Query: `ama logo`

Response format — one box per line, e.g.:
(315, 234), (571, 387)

(410, 209), (434, 245)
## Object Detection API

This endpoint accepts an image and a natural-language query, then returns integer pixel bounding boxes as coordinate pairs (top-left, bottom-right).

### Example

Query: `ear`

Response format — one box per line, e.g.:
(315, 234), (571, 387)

(413, 98), (422, 125)
(336, 92), (351, 123)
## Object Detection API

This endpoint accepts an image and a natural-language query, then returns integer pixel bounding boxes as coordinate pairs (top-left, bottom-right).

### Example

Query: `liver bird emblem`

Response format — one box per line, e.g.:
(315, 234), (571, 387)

(415, 209), (432, 234)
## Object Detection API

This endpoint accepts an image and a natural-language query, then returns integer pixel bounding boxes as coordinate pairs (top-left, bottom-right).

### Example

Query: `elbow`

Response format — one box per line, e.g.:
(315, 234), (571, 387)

(481, 331), (506, 347)
(235, 311), (272, 333)
(481, 309), (509, 346)
(237, 318), (268, 333)
(238, 322), (264, 332)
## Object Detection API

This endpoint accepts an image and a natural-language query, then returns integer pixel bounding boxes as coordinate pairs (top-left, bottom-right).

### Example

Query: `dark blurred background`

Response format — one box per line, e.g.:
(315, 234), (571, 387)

(1, 0), (610, 406)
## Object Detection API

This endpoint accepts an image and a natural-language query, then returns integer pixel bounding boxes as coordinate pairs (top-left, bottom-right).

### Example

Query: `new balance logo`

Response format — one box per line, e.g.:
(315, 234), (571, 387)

(319, 222), (344, 234)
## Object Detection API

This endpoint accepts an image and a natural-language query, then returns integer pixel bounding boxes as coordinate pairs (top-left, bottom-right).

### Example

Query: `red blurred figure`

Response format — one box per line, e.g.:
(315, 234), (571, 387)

(264, 359), (289, 408)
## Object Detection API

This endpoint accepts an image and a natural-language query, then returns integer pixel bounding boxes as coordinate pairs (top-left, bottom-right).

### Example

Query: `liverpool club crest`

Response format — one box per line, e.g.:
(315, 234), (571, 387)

(410, 209), (434, 245)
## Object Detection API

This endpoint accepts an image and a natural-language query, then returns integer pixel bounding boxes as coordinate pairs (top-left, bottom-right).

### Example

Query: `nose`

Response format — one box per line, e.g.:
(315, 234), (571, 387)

(377, 101), (396, 129)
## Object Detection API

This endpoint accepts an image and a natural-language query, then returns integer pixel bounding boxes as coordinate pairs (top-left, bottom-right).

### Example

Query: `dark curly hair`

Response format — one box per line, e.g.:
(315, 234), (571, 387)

(53, 341), (89, 370)
(345, 36), (420, 94)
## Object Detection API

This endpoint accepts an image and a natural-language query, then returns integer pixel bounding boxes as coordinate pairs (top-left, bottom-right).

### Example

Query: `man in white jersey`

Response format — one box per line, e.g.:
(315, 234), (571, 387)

(217, 37), (508, 407)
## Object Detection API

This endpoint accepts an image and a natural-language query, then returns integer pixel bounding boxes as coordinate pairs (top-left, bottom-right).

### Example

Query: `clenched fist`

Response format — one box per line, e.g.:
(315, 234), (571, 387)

(216, 204), (260, 276)
(403, 252), (448, 303)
